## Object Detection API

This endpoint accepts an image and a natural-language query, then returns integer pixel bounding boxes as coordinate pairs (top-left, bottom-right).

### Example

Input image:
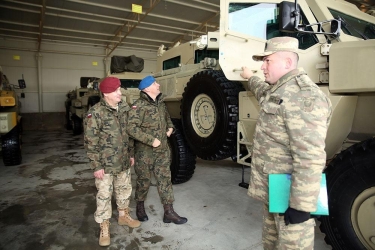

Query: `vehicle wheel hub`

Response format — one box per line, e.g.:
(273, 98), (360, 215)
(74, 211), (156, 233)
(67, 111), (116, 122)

(191, 94), (216, 138)
(351, 187), (375, 249)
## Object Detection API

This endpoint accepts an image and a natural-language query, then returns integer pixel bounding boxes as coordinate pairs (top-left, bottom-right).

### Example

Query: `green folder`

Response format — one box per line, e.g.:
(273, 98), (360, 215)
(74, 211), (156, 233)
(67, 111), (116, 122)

(269, 173), (329, 215)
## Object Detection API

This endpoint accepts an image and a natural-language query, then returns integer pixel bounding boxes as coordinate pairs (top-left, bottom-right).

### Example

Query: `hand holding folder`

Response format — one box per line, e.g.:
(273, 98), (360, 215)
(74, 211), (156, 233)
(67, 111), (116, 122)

(269, 173), (329, 216)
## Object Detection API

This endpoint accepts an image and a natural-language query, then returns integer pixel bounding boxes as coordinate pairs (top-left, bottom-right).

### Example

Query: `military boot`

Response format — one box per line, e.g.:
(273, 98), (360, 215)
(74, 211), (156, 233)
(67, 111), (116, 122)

(163, 204), (187, 224)
(99, 220), (110, 246)
(118, 208), (141, 228)
(136, 201), (148, 221)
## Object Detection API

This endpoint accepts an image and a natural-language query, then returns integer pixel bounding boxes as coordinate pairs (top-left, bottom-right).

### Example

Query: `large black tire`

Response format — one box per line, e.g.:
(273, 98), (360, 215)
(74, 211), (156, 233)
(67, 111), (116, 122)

(319, 137), (375, 250)
(2, 125), (22, 166)
(168, 118), (196, 184)
(181, 70), (244, 161)
(72, 115), (82, 135)
(65, 101), (73, 130)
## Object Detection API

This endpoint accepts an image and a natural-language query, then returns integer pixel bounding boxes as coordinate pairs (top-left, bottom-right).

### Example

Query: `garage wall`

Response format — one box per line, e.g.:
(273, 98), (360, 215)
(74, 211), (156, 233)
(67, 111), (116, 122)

(0, 40), (157, 113)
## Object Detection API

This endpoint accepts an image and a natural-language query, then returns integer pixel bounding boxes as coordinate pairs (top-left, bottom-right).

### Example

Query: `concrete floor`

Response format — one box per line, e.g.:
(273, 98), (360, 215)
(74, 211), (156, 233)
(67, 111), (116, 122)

(0, 130), (332, 250)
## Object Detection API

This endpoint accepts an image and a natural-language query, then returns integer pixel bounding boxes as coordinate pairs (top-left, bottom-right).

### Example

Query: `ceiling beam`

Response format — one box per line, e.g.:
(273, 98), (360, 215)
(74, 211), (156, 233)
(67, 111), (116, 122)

(0, 19), (198, 44)
(0, 2), (207, 42)
(0, 3), (209, 33)
(194, 11), (220, 33)
(37, 0), (46, 51)
(190, 0), (220, 8)
(0, 26), (171, 45)
(164, 0), (218, 12)
(171, 10), (219, 48)
(105, 0), (161, 56)
(63, 0), (217, 27)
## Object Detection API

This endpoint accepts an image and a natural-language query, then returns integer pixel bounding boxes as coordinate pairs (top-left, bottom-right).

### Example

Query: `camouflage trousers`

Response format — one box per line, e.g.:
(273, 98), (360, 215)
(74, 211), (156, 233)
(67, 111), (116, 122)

(134, 149), (174, 204)
(262, 203), (315, 250)
(94, 169), (132, 223)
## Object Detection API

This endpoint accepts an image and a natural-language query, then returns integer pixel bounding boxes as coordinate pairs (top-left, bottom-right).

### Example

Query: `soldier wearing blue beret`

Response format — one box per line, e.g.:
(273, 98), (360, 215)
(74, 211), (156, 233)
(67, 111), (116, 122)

(127, 75), (187, 225)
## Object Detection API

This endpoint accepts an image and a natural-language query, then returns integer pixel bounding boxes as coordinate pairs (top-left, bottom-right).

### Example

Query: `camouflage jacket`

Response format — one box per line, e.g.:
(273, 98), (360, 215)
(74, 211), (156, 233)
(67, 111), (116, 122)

(247, 68), (332, 212)
(127, 91), (174, 153)
(84, 98), (134, 174)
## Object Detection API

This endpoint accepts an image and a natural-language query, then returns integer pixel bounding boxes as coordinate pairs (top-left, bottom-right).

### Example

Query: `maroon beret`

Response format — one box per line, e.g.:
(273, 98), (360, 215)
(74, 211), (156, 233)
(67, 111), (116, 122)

(99, 77), (120, 93)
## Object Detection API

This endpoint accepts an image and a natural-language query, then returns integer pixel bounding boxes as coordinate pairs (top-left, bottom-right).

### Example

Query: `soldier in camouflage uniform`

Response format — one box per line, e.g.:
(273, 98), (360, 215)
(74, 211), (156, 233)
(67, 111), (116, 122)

(240, 37), (332, 249)
(84, 77), (141, 247)
(127, 75), (187, 225)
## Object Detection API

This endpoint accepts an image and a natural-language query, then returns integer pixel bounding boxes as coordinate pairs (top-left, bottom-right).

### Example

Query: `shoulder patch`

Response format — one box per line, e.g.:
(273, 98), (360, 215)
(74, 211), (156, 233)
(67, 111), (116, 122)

(87, 113), (92, 118)
(132, 105), (137, 109)
(296, 75), (310, 89)
(295, 74), (318, 92)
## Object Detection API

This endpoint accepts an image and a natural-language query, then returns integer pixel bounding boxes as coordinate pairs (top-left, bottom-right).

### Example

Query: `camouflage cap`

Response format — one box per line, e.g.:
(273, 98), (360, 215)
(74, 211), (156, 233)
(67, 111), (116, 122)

(252, 37), (299, 61)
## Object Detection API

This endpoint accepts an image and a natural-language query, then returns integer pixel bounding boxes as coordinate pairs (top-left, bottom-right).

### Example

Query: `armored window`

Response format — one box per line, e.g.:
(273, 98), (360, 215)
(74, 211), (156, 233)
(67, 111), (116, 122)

(163, 56), (181, 70)
(228, 3), (318, 50)
(329, 9), (375, 39)
(119, 79), (141, 89)
(194, 48), (219, 64)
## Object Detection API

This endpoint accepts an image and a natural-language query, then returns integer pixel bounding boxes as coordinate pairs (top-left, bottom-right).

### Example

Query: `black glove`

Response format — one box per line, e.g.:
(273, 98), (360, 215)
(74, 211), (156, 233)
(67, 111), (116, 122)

(283, 207), (310, 225)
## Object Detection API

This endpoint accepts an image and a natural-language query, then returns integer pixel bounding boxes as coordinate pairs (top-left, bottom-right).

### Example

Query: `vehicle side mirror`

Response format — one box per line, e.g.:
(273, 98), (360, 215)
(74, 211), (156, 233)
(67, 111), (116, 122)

(330, 19), (341, 36)
(279, 1), (299, 32)
(279, 0), (341, 38)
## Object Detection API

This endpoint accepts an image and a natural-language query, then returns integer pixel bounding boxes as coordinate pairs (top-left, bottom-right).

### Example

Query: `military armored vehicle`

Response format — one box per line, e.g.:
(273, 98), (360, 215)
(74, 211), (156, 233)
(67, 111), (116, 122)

(65, 55), (148, 135)
(65, 77), (101, 135)
(0, 67), (26, 166)
(153, 0), (375, 249)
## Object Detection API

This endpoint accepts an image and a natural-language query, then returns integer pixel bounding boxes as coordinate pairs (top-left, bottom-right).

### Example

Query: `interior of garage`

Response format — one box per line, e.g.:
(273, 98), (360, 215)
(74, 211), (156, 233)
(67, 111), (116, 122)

(0, 0), (223, 130)
(1, 0), (375, 249)
(0, 0), (374, 129)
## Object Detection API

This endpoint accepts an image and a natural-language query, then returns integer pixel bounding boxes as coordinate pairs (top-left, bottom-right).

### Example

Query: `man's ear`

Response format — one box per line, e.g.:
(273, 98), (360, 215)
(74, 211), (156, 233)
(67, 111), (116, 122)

(285, 57), (293, 69)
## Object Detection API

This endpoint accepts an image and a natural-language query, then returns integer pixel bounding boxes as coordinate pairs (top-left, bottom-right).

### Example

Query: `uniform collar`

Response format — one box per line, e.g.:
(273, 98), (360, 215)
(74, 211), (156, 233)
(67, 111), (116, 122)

(270, 67), (307, 93)
(140, 91), (164, 104)
(101, 98), (128, 111)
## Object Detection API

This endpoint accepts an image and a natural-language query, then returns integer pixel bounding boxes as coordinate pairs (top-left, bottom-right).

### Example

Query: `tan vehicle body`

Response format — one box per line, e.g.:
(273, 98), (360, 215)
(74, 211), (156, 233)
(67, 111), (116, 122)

(153, 0), (375, 249)
(65, 77), (101, 135)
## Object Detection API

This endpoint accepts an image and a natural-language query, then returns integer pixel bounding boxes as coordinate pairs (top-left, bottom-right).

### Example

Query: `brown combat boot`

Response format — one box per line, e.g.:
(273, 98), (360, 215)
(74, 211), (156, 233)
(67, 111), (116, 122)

(136, 201), (149, 221)
(163, 204), (187, 224)
(99, 220), (110, 246)
(118, 208), (141, 228)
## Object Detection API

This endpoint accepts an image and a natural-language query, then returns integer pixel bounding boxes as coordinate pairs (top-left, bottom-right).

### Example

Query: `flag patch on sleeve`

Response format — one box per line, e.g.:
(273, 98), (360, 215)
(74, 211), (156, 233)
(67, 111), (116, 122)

(87, 113), (92, 118)
(132, 105), (137, 109)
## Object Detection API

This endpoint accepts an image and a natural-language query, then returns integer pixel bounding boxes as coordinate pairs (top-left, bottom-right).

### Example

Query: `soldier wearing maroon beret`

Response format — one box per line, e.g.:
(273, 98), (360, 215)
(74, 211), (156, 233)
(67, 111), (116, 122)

(84, 76), (140, 246)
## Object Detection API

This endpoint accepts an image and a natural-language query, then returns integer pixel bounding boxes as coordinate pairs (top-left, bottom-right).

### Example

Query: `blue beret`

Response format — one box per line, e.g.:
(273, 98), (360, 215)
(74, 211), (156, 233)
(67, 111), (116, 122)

(139, 75), (155, 90)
